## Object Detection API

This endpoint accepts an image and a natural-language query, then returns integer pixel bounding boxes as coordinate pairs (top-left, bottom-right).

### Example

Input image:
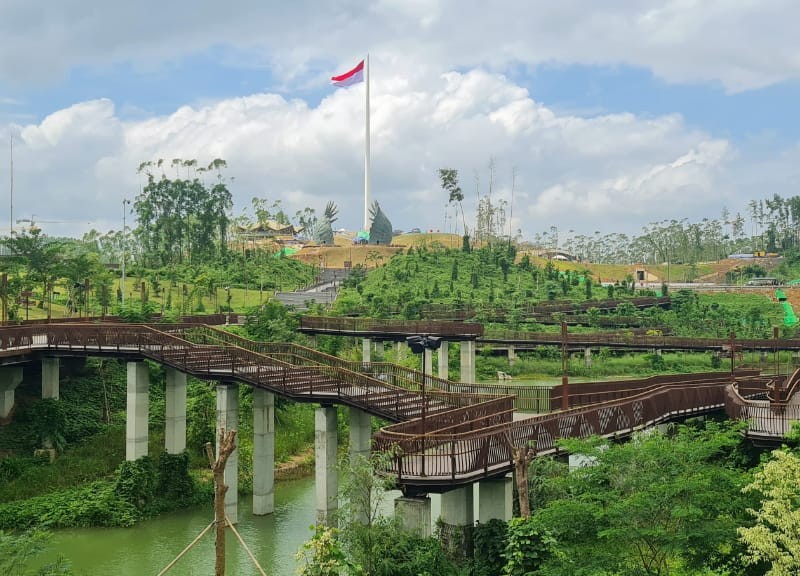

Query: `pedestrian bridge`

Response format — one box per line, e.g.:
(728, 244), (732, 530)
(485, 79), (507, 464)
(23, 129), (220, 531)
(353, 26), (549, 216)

(0, 322), (793, 530)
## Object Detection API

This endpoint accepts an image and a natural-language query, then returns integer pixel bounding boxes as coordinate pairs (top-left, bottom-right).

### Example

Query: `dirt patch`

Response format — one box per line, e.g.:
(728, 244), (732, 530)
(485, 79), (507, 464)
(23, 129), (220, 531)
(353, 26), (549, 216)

(275, 448), (314, 480)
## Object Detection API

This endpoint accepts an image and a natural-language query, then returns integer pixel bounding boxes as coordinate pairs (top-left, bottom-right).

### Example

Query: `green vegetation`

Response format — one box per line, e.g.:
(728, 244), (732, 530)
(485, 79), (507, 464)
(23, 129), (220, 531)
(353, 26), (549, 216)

(296, 421), (789, 575)
(0, 529), (73, 575)
(333, 242), (602, 319)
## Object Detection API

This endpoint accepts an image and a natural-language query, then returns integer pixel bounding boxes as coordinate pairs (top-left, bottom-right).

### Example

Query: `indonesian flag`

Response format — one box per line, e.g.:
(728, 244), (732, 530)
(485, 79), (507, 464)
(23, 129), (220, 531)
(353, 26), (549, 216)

(331, 60), (364, 87)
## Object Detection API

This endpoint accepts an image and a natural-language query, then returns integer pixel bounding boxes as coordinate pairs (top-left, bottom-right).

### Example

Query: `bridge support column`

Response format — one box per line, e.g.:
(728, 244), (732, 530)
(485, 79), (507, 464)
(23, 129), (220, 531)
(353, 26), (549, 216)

(424, 348), (433, 376)
(460, 341), (476, 384)
(165, 368), (186, 454)
(508, 345), (516, 365)
(362, 338), (371, 363)
(0, 367), (23, 419)
(126, 362), (149, 461)
(438, 341), (449, 380)
(315, 405), (338, 527)
(349, 407), (371, 461)
(349, 407), (372, 524)
(395, 341), (404, 362)
(42, 357), (59, 399)
(253, 389), (275, 516)
(478, 475), (513, 522)
(395, 496), (431, 537)
(440, 485), (474, 558)
(216, 383), (239, 524)
(584, 347), (592, 368)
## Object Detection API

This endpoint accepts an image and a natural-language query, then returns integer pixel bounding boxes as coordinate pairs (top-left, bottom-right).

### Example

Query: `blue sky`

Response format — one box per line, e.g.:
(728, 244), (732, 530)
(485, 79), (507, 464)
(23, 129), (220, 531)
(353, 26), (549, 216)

(2, 0), (800, 238)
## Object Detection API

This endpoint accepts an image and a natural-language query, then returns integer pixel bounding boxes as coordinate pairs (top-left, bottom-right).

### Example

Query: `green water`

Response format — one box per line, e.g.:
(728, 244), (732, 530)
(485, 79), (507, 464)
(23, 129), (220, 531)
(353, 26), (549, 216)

(35, 477), (317, 576)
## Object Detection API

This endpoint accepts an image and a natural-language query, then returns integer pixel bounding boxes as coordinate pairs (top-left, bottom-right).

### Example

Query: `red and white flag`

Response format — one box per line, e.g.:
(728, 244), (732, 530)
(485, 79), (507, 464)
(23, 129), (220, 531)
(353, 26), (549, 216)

(331, 60), (365, 88)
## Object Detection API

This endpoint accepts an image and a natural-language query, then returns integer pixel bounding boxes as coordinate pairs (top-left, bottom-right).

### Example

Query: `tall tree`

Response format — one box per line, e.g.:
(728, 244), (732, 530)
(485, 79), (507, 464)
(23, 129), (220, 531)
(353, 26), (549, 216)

(739, 449), (800, 575)
(438, 168), (467, 236)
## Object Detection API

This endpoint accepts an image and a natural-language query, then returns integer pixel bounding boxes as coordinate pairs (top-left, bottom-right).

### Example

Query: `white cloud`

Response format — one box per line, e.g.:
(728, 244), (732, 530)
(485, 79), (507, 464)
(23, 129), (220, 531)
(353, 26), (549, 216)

(0, 69), (759, 240)
(1, 1), (799, 92)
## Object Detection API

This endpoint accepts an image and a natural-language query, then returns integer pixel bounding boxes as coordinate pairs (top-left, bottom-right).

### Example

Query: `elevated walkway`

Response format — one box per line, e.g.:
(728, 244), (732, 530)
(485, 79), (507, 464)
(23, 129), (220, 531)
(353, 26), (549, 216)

(0, 322), (779, 492)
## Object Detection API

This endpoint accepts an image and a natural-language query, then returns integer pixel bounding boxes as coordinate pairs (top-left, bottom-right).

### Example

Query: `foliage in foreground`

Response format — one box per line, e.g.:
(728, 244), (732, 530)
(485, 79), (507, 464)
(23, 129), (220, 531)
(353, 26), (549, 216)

(738, 449), (800, 575)
(0, 530), (73, 575)
(527, 421), (757, 576)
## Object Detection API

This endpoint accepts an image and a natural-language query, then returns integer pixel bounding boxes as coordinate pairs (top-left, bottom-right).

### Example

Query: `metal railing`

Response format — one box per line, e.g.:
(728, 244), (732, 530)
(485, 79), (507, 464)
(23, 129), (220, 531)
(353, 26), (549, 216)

(0, 321), (783, 488)
(299, 316), (484, 338)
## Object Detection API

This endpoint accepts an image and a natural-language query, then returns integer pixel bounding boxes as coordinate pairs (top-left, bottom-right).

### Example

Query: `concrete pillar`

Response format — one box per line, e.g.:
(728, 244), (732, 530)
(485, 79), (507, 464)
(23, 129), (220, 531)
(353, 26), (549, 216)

(126, 361), (149, 461)
(395, 341), (404, 362)
(438, 341), (449, 380)
(508, 345), (517, 365)
(584, 347), (592, 368)
(41, 357), (60, 399)
(395, 496), (431, 537)
(253, 389), (275, 516)
(440, 484), (475, 558)
(315, 405), (338, 527)
(349, 407), (371, 461)
(0, 367), (23, 419)
(460, 340), (476, 384)
(349, 407), (372, 524)
(423, 348), (433, 376)
(216, 383), (239, 524)
(362, 337), (371, 363)
(478, 475), (513, 522)
(165, 368), (186, 454)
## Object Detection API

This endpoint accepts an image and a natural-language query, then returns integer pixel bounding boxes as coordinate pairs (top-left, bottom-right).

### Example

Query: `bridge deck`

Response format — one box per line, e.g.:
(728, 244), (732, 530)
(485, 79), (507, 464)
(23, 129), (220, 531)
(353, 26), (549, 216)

(0, 322), (787, 492)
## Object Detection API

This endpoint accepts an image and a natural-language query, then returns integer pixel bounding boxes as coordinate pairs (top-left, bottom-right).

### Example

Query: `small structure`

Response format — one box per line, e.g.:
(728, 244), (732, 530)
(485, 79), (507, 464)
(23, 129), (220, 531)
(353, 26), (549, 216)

(237, 220), (300, 239)
(312, 202), (339, 246)
(368, 201), (393, 245)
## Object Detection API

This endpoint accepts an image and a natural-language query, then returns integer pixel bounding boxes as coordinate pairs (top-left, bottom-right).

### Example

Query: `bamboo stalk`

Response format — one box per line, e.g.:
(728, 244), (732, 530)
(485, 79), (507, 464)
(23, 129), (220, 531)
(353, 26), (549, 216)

(156, 521), (214, 576)
(225, 515), (268, 576)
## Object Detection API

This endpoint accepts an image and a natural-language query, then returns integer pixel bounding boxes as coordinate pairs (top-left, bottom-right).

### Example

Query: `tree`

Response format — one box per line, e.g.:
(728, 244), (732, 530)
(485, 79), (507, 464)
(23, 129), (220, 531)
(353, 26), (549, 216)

(739, 449), (800, 575)
(531, 422), (751, 575)
(2, 229), (64, 306)
(0, 530), (73, 575)
(438, 168), (468, 237)
(135, 158), (232, 266)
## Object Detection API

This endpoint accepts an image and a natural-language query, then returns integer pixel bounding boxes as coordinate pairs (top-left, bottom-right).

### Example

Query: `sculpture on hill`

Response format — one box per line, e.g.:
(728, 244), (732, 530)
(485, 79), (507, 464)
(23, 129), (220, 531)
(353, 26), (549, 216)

(368, 201), (392, 245)
(312, 202), (339, 245)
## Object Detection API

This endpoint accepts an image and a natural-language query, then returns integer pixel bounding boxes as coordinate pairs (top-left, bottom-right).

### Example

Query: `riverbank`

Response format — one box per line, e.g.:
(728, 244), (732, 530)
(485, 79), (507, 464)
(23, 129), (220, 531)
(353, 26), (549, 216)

(32, 479), (319, 576)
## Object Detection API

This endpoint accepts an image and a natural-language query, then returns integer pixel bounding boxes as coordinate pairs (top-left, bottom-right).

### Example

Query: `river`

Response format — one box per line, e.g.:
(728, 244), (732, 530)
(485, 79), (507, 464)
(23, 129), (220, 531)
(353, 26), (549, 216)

(36, 477), (318, 576)
(36, 476), (410, 576)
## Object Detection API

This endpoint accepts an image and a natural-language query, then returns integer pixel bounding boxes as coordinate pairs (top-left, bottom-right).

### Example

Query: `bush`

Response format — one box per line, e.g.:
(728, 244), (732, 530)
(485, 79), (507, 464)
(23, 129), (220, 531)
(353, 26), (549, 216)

(473, 519), (508, 576)
(114, 456), (157, 511)
(0, 481), (137, 530)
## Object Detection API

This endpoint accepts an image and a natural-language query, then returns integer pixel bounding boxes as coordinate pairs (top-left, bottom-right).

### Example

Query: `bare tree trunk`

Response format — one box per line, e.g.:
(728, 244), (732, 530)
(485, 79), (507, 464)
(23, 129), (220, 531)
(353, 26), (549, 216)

(512, 445), (533, 517)
(206, 429), (237, 576)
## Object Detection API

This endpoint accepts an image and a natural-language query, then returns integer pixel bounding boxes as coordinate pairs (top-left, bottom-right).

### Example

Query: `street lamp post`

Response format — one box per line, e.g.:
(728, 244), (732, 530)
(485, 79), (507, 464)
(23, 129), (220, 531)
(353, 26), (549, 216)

(406, 335), (442, 477)
(121, 199), (130, 306)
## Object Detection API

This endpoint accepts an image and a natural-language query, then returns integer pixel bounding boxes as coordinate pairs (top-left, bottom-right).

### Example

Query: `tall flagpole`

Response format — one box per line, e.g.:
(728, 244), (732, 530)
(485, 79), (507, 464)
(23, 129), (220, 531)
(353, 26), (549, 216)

(9, 132), (13, 237)
(364, 53), (371, 231)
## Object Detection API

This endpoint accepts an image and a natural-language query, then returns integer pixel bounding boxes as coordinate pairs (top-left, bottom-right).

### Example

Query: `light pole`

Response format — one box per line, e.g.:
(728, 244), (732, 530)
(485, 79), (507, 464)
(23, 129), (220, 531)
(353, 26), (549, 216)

(121, 199), (130, 305)
(406, 334), (442, 477)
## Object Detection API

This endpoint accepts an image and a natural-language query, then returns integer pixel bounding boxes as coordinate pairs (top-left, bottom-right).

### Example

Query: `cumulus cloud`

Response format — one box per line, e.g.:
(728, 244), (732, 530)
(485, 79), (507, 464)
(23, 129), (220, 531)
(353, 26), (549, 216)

(1, 68), (752, 239)
(1, 1), (799, 92)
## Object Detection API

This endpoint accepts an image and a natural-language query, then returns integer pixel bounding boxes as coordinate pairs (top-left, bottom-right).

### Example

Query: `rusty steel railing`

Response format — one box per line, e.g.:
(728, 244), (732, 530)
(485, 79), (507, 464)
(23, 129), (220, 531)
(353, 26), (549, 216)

(549, 370), (760, 411)
(0, 323), (506, 423)
(479, 330), (800, 351)
(0, 322), (783, 488)
(176, 325), (552, 412)
(298, 316), (484, 338)
(375, 378), (741, 484)
(725, 369), (800, 440)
